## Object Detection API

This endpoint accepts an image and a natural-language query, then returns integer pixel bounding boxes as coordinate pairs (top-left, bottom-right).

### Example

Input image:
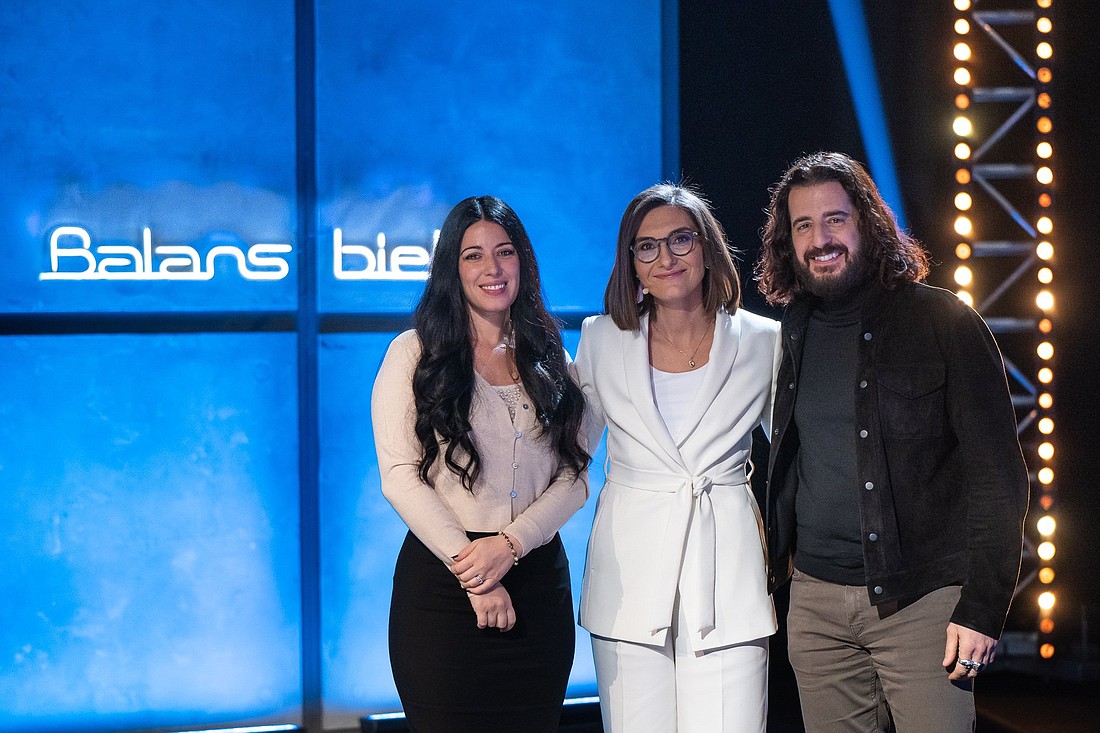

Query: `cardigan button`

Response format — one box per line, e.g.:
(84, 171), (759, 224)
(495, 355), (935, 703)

(863, 332), (873, 341)
(859, 429), (868, 438)
(873, 585), (883, 595)
(868, 533), (878, 542)
(514, 431), (522, 438)
(860, 380), (868, 388)
(788, 382), (795, 389)
(510, 491), (517, 498)
(512, 462), (519, 470)
(865, 481), (874, 490)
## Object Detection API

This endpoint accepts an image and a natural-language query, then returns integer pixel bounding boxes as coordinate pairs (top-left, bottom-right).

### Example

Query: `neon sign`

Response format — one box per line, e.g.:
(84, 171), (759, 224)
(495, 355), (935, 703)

(40, 226), (292, 281)
(332, 228), (437, 281)
(40, 226), (440, 282)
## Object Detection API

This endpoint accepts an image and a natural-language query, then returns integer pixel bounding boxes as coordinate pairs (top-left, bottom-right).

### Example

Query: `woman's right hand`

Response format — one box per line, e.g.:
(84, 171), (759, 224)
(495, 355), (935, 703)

(468, 585), (516, 631)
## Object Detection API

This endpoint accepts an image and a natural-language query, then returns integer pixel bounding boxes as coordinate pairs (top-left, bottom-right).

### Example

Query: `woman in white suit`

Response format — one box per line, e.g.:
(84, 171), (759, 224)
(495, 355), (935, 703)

(574, 184), (780, 733)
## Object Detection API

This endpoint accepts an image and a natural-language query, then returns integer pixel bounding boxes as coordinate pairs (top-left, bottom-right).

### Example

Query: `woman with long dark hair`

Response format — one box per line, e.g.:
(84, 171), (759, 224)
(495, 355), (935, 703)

(371, 195), (590, 732)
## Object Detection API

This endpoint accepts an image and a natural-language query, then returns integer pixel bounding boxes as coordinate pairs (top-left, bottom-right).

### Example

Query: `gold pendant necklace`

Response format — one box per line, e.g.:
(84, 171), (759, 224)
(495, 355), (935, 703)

(652, 322), (708, 368)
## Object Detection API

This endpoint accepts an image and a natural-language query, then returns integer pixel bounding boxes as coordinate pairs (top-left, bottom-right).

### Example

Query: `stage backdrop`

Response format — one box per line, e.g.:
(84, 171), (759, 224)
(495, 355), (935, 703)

(0, 0), (670, 731)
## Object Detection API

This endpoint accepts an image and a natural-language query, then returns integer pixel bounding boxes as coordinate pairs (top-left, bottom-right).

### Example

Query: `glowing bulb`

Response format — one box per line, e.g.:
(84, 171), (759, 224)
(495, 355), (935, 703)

(1040, 617), (1055, 633)
(1038, 92), (1052, 109)
(955, 93), (970, 109)
(1040, 495), (1054, 510)
(1038, 416), (1054, 434)
(954, 42), (971, 61)
(1038, 216), (1053, 235)
(1040, 193), (1052, 208)
(954, 192), (972, 211)
(953, 117), (973, 136)
(1039, 392), (1053, 409)
(956, 243), (971, 259)
(1037, 341), (1054, 360)
(957, 290), (973, 307)
(955, 18), (970, 34)
(1038, 267), (1053, 284)
(1037, 515), (1056, 536)
(1038, 116), (1053, 133)
(1038, 591), (1056, 610)
(1037, 166), (1054, 185)
(1037, 141), (1053, 158)
(954, 216), (972, 236)
(954, 142), (971, 160)
(1038, 442), (1054, 461)
(1038, 367), (1053, 385)
(1037, 17), (1052, 33)
(1038, 467), (1054, 485)
(1038, 541), (1056, 561)
(1037, 241), (1054, 260)
(1037, 0), (1052, 8)
(1039, 567), (1055, 584)
(954, 0), (971, 10)
(1037, 42), (1053, 60)
(954, 67), (972, 85)
(1039, 318), (1053, 334)
(1038, 67), (1052, 84)
(1040, 643), (1056, 660)
(953, 266), (973, 286)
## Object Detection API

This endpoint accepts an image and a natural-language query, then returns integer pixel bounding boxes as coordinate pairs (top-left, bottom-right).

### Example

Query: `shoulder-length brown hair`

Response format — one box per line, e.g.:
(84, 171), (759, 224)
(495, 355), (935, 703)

(755, 151), (929, 306)
(604, 183), (741, 331)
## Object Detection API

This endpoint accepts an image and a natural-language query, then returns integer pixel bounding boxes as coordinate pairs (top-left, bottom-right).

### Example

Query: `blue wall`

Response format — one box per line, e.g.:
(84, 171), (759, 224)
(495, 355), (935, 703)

(0, 0), (666, 729)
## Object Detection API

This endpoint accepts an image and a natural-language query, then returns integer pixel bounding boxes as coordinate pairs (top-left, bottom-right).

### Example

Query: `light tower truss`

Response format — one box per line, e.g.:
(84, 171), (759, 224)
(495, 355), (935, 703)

(949, 0), (1057, 660)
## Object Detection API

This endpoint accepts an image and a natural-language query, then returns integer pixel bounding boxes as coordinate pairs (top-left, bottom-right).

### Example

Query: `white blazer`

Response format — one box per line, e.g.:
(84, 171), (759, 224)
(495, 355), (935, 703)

(574, 308), (781, 652)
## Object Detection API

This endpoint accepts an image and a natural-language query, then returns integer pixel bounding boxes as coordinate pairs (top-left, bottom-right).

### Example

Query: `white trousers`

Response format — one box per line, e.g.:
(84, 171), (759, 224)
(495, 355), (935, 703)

(591, 597), (769, 733)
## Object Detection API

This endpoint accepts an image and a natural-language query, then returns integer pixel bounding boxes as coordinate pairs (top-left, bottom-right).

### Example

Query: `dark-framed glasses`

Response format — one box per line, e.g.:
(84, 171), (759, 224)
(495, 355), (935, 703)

(631, 229), (699, 263)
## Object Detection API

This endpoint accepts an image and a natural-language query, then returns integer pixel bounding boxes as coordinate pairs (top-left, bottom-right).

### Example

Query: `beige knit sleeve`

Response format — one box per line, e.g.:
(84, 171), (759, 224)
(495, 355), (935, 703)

(371, 330), (470, 563)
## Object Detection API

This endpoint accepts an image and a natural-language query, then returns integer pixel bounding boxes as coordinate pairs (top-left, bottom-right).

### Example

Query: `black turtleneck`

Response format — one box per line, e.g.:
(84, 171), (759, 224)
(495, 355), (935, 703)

(792, 286), (867, 585)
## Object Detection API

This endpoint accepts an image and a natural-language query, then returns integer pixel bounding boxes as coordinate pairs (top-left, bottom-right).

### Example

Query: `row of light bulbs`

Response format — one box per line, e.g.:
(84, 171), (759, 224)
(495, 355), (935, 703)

(951, 0), (1058, 658)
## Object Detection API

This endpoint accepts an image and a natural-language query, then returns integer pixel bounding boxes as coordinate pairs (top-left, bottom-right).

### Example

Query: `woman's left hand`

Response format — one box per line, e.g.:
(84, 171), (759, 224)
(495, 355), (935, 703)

(451, 534), (523, 595)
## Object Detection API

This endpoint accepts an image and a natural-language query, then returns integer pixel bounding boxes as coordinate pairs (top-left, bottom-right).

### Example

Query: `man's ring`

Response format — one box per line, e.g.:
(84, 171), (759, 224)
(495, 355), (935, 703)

(959, 659), (984, 672)
(474, 574), (485, 586)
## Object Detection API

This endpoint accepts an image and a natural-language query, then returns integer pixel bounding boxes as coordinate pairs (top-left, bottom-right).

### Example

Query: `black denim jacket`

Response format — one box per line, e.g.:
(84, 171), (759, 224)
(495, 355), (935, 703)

(765, 281), (1029, 638)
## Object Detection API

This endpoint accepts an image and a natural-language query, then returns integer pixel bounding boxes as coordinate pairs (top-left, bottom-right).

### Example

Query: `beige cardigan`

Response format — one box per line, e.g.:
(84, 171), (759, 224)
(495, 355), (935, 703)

(371, 329), (589, 565)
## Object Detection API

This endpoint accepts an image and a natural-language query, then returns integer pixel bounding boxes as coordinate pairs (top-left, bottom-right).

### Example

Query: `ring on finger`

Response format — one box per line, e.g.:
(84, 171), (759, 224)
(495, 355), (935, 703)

(959, 659), (985, 673)
(474, 574), (485, 586)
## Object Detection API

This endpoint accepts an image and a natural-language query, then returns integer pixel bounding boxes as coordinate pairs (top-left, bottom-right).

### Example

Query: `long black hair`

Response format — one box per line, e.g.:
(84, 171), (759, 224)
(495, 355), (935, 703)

(412, 195), (589, 491)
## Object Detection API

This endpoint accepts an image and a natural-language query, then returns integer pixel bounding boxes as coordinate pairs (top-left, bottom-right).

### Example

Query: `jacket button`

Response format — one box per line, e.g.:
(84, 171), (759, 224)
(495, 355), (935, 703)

(873, 585), (883, 595)
(860, 380), (868, 388)
(859, 429), (868, 438)
(868, 533), (878, 542)
(791, 333), (799, 340)
(774, 427), (780, 436)
(788, 382), (795, 389)
(865, 481), (874, 490)
(863, 332), (873, 341)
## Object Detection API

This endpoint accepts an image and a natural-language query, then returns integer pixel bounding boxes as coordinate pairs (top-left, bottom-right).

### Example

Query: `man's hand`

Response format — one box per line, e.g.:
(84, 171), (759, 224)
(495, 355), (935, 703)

(944, 622), (997, 680)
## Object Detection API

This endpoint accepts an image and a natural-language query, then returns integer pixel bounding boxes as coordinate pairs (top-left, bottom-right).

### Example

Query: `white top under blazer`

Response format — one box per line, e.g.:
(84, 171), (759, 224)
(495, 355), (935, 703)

(574, 308), (781, 652)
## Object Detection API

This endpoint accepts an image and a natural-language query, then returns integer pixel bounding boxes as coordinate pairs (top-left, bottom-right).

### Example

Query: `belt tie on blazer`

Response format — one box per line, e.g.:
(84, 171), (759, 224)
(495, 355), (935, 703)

(607, 461), (748, 641)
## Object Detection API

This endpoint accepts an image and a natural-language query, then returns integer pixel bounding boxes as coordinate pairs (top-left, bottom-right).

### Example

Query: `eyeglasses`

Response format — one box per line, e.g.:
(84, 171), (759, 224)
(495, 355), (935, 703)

(630, 229), (699, 263)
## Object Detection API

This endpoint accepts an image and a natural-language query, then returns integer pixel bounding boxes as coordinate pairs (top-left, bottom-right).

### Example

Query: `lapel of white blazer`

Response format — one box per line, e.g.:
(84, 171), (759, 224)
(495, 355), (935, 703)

(676, 309), (741, 447)
(623, 314), (684, 467)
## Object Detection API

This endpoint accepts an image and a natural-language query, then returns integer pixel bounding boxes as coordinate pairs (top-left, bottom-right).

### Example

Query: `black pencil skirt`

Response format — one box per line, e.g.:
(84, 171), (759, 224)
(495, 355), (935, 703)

(388, 530), (576, 733)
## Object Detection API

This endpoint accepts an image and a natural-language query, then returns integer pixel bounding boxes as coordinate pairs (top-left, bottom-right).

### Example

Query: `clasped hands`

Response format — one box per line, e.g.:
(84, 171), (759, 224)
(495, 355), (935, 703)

(451, 533), (525, 632)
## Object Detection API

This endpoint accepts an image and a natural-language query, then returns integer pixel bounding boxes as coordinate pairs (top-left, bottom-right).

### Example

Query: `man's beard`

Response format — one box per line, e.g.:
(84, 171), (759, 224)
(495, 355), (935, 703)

(795, 245), (872, 300)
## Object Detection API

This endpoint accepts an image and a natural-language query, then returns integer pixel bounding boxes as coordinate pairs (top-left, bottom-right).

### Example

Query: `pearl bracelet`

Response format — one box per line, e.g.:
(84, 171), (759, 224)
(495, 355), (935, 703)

(499, 531), (519, 566)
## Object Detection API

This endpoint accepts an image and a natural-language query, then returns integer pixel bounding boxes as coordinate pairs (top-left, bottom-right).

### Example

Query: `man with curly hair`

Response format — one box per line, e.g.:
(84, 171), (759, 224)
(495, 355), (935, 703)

(756, 152), (1028, 731)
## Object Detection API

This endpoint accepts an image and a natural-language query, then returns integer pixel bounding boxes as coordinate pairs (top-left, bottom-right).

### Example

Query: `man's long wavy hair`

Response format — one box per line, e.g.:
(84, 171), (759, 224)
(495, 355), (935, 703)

(755, 151), (929, 306)
(412, 195), (589, 492)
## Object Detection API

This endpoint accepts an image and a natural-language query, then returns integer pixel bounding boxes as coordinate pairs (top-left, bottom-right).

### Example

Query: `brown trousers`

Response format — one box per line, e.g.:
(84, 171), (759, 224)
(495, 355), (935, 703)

(787, 570), (975, 732)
